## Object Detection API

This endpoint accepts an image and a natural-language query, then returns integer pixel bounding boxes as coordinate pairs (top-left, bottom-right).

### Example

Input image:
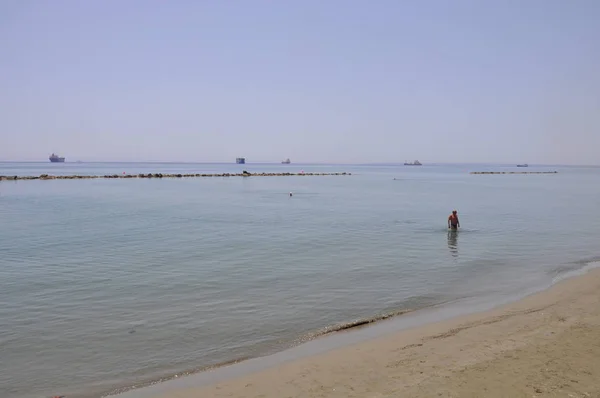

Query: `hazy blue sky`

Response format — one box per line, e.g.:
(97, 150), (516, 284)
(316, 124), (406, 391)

(1, 0), (599, 164)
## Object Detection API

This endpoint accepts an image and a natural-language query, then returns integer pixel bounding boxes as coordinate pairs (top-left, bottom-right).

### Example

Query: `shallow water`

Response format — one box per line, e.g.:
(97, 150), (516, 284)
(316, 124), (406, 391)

(1, 162), (599, 398)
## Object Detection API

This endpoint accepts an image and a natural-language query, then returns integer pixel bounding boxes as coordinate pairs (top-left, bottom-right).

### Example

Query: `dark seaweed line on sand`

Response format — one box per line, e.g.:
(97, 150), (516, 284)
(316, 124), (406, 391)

(0, 172), (351, 181)
(100, 308), (416, 397)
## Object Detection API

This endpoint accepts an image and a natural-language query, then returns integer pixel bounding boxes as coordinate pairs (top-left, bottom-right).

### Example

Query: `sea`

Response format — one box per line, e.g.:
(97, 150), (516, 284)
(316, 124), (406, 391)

(1, 162), (599, 398)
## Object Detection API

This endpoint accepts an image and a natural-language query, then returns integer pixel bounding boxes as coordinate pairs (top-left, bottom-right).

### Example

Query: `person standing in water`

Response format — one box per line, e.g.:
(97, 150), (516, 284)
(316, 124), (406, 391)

(448, 210), (460, 230)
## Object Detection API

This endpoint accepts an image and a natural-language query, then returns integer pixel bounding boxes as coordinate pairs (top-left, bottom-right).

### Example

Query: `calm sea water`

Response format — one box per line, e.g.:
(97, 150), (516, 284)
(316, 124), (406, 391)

(1, 162), (599, 398)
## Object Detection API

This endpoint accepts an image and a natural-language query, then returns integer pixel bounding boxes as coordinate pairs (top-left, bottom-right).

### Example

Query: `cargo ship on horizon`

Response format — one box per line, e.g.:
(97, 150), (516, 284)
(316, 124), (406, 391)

(404, 160), (422, 166)
(49, 153), (65, 163)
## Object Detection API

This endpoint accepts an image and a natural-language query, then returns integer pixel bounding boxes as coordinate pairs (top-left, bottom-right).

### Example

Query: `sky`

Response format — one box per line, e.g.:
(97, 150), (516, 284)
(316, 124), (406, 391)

(1, 0), (599, 164)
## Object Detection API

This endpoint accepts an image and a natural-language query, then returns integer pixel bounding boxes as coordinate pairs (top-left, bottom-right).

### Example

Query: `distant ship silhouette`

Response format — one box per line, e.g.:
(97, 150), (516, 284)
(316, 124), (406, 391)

(404, 160), (422, 166)
(49, 153), (65, 163)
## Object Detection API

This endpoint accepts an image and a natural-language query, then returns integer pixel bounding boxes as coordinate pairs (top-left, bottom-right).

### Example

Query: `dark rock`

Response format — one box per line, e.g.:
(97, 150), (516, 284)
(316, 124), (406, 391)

(0, 171), (351, 182)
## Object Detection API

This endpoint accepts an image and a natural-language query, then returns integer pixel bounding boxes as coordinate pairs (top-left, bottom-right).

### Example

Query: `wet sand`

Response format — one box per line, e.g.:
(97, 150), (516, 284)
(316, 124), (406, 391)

(113, 266), (600, 398)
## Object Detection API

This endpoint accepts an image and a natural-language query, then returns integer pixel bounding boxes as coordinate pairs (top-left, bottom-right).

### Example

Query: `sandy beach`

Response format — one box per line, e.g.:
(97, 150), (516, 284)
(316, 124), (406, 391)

(121, 267), (600, 398)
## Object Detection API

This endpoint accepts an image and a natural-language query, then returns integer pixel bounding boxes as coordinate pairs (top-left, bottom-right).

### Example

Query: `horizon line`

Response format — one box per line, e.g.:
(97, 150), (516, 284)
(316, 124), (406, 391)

(1, 160), (598, 167)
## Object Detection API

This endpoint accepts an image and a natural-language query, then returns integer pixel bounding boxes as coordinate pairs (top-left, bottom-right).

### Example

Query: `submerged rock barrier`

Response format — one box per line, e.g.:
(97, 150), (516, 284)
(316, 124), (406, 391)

(0, 172), (351, 181)
(470, 171), (558, 175)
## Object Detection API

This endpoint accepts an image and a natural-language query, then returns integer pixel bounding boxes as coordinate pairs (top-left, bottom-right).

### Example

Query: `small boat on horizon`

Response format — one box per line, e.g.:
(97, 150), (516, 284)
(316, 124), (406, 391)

(404, 160), (422, 166)
(49, 153), (65, 163)
(517, 163), (529, 167)
(281, 158), (291, 164)
(236, 157), (246, 164)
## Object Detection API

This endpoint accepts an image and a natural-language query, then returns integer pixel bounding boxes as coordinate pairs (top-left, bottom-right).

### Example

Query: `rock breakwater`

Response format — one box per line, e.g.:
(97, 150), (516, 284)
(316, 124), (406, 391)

(470, 171), (558, 175)
(0, 172), (351, 181)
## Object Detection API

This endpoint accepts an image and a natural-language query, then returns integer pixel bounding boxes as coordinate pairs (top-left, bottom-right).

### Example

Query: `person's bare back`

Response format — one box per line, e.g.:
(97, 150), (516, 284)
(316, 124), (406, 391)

(448, 210), (460, 229)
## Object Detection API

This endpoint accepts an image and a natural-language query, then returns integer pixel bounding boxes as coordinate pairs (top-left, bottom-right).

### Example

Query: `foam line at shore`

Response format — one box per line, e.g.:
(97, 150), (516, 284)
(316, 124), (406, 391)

(0, 172), (351, 181)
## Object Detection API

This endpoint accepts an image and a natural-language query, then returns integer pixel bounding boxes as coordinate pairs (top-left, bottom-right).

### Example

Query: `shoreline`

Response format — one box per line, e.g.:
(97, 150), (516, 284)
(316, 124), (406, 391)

(95, 308), (423, 398)
(107, 263), (600, 398)
(0, 172), (350, 181)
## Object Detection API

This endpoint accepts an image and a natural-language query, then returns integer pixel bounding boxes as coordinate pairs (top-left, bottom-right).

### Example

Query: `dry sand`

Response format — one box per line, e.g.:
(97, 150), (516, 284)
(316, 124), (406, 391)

(142, 268), (600, 398)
